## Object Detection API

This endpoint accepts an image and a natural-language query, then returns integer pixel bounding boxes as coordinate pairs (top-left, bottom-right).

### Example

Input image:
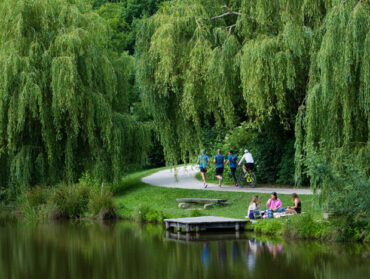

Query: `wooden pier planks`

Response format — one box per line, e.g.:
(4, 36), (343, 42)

(164, 216), (249, 233)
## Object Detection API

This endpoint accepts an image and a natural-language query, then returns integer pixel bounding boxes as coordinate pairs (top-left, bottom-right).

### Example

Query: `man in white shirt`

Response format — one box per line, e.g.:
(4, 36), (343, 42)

(238, 149), (255, 176)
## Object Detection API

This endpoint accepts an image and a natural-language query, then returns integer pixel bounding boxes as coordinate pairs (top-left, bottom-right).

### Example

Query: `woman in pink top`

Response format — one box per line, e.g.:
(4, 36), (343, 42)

(266, 192), (283, 212)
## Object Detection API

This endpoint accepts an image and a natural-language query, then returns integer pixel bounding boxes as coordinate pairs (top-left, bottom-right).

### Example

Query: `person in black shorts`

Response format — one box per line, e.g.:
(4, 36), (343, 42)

(197, 151), (210, 188)
(214, 149), (225, 187)
(238, 149), (255, 177)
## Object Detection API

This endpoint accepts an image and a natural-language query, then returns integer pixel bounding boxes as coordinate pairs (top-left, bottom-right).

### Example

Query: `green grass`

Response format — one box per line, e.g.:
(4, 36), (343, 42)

(114, 167), (322, 221)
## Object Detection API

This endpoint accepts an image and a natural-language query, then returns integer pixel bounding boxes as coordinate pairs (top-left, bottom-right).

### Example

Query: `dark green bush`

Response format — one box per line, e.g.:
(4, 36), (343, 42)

(51, 184), (90, 218)
(26, 186), (50, 208)
(88, 189), (116, 216)
(253, 219), (284, 235)
(283, 214), (324, 239)
(134, 205), (165, 222)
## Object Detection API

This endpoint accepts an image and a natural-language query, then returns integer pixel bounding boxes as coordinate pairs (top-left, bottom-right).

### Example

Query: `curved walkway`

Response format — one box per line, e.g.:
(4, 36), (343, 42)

(142, 166), (315, 195)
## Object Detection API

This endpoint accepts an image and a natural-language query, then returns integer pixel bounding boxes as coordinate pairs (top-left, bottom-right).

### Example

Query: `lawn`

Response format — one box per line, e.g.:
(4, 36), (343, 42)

(114, 167), (321, 221)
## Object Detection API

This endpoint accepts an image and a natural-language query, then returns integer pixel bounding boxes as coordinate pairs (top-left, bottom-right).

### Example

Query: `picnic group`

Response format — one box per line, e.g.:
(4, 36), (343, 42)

(197, 149), (302, 219)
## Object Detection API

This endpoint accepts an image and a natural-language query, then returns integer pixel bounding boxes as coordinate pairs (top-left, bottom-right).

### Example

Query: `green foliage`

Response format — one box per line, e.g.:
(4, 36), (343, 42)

(136, 0), (369, 188)
(297, 0), (369, 182)
(283, 214), (324, 239)
(306, 154), (370, 216)
(88, 189), (116, 215)
(0, 0), (150, 198)
(25, 186), (50, 208)
(92, 0), (164, 53)
(253, 219), (284, 235)
(51, 184), (90, 218)
(134, 204), (165, 222)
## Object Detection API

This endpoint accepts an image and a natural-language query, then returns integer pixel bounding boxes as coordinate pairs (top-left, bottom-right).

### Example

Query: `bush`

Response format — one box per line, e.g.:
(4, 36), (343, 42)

(25, 186), (50, 208)
(134, 205), (165, 222)
(50, 184), (90, 218)
(283, 214), (324, 239)
(253, 219), (283, 235)
(88, 189), (116, 216)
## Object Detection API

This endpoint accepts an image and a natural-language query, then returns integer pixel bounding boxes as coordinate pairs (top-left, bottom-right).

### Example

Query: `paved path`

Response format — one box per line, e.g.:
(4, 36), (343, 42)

(142, 166), (315, 195)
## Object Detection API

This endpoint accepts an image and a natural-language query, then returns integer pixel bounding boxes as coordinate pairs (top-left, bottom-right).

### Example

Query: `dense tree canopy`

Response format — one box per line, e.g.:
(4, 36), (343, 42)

(0, 0), (150, 198)
(0, 0), (368, 200)
(136, 0), (369, 184)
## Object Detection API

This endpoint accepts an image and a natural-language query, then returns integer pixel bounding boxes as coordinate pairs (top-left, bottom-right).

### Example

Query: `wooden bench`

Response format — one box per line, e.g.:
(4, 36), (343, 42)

(176, 198), (228, 209)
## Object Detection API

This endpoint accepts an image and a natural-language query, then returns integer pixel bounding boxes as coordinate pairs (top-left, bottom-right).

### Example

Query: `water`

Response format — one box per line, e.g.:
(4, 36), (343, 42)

(0, 220), (369, 279)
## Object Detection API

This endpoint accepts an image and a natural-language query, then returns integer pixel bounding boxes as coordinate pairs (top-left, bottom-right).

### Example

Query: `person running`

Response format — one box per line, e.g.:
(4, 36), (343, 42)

(238, 149), (254, 177)
(214, 149), (225, 187)
(226, 150), (239, 186)
(197, 150), (210, 188)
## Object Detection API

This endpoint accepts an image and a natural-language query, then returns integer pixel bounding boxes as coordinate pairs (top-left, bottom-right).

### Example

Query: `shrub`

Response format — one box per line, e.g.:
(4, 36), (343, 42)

(134, 205), (165, 222)
(283, 214), (324, 239)
(190, 209), (203, 217)
(88, 189), (116, 216)
(26, 186), (50, 208)
(50, 184), (90, 218)
(253, 219), (283, 235)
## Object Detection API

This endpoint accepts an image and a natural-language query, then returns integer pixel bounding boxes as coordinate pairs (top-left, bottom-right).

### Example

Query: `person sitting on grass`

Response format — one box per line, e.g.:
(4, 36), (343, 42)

(214, 149), (225, 187)
(248, 195), (262, 219)
(197, 150), (210, 188)
(286, 193), (302, 214)
(266, 192), (283, 212)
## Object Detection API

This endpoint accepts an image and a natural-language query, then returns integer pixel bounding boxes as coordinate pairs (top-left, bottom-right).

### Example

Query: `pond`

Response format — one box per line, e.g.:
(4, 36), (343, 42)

(0, 220), (369, 279)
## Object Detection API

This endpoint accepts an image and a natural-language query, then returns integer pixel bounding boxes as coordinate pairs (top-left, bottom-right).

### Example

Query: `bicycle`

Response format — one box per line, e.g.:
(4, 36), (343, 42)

(237, 168), (257, 188)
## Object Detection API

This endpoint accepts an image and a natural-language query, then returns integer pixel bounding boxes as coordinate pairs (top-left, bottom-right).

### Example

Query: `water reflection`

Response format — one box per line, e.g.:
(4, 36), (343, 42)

(0, 220), (369, 279)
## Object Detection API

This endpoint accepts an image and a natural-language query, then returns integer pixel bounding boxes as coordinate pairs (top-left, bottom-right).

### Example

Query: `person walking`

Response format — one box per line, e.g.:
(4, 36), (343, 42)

(197, 150), (210, 188)
(238, 149), (254, 177)
(226, 150), (239, 186)
(214, 149), (225, 187)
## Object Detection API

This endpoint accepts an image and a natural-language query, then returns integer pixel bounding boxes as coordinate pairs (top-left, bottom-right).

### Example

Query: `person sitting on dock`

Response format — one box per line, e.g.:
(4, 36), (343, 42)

(266, 192), (283, 213)
(197, 150), (210, 188)
(286, 193), (302, 214)
(214, 149), (225, 187)
(248, 195), (262, 219)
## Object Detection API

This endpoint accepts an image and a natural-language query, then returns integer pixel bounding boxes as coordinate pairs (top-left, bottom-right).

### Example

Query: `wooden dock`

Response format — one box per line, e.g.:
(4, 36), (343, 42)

(164, 216), (249, 233)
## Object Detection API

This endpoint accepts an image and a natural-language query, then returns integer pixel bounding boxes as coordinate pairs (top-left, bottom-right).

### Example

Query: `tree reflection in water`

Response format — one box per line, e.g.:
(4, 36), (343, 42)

(0, 221), (369, 279)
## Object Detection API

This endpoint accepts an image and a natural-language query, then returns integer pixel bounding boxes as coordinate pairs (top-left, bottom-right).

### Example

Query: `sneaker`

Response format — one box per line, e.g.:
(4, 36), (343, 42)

(204, 184), (208, 188)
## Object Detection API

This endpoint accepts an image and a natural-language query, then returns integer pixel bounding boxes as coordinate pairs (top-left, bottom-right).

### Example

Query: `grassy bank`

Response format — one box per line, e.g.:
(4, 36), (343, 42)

(114, 167), (369, 242)
(114, 167), (320, 220)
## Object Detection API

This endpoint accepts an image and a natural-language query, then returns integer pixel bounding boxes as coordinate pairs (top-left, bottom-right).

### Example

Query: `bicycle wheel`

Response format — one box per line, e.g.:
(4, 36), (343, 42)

(249, 173), (257, 188)
(237, 172), (246, 187)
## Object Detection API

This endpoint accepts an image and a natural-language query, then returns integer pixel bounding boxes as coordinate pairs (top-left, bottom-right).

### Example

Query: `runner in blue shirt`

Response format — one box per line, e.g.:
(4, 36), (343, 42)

(197, 150), (210, 188)
(214, 149), (225, 187)
(226, 150), (239, 186)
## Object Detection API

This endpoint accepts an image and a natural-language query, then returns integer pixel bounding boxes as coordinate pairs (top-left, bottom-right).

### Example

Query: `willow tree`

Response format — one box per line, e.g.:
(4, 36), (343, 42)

(136, 0), (321, 164)
(0, 0), (150, 197)
(136, 0), (255, 163)
(295, 0), (369, 185)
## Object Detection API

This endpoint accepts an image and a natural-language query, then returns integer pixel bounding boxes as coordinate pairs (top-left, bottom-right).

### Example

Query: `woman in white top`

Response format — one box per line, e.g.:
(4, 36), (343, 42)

(248, 195), (262, 219)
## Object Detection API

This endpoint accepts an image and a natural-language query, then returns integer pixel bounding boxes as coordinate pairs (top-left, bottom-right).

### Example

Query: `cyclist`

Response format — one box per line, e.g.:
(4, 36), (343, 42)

(238, 149), (254, 178)
(197, 150), (210, 188)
